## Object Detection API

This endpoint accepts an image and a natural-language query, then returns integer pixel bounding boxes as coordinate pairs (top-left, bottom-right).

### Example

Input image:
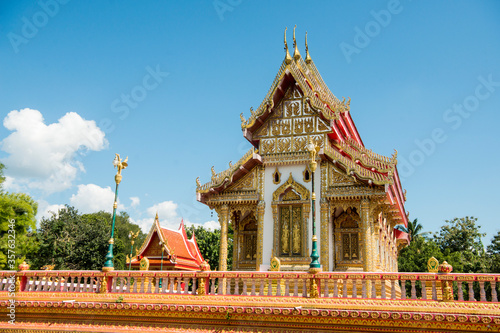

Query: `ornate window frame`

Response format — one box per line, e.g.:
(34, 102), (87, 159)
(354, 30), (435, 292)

(271, 173), (310, 265)
(238, 213), (257, 267)
(273, 167), (281, 184)
(333, 208), (362, 267)
(302, 164), (311, 183)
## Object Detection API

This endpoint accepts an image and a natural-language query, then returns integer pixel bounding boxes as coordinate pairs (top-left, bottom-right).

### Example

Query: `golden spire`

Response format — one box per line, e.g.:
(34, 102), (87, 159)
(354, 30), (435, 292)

(284, 27), (292, 64)
(305, 31), (312, 64)
(293, 25), (301, 60)
(155, 211), (159, 221)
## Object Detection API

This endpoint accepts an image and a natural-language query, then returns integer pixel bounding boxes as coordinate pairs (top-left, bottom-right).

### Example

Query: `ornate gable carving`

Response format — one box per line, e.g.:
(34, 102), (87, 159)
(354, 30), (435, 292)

(254, 85), (332, 155)
(329, 164), (356, 186)
(335, 208), (360, 229)
(273, 173), (310, 201)
(225, 168), (257, 192)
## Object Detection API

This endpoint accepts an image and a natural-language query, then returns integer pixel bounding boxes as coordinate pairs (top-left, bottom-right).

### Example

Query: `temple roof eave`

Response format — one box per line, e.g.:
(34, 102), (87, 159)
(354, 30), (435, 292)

(197, 148), (262, 204)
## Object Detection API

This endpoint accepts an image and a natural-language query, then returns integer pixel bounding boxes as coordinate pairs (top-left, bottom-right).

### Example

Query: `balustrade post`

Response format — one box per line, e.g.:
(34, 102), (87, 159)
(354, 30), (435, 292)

(491, 280), (498, 302)
(438, 261), (453, 302)
(17, 261), (30, 292)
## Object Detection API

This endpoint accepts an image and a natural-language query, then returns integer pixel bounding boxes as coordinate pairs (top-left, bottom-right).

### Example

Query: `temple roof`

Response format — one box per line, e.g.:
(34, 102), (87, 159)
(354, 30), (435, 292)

(130, 216), (204, 271)
(196, 29), (409, 234)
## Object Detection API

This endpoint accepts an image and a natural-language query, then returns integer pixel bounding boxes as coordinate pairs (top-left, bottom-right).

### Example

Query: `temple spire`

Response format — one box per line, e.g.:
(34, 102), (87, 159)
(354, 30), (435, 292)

(305, 31), (312, 64)
(155, 211), (159, 221)
(293, 25), (301, 60)
(284, 27), (292, 64)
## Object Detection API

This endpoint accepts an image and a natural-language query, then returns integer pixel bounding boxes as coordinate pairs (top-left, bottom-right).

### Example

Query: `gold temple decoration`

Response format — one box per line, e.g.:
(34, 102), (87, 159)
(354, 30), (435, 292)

(293, 25), (301, 60)
(427, 257), (439, 273)
(270, 257), (281, 271)
(113, 154), (128, 184)
(284, 27), (292, 64)
(305, 31), (311, 64)
(273, 173), (309, 201)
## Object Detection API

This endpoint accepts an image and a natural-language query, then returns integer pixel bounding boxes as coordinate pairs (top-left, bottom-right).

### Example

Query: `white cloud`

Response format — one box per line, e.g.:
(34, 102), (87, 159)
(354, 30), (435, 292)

(130, 196), (140, 208)
(0, 108), (108, 193)
(36, 199), (65, 221)
(70, 184), (123, 214)
(202, 220), (220, 230)
(147, 201), (178, 220)
(130, 200), (220, 233)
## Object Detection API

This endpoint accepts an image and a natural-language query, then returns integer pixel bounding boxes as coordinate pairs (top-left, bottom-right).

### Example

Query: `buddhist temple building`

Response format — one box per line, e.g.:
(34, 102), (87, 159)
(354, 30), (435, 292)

(196, 28), (410, 273)
(129, 215), (205, 271)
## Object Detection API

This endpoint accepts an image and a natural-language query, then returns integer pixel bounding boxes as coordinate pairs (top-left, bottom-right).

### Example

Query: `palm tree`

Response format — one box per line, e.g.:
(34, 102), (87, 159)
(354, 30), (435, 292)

(407, 218), (430, 241)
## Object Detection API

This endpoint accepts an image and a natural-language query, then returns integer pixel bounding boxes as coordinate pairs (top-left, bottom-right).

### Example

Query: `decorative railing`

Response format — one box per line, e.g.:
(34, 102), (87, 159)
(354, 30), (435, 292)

(1, 270), (498, 303)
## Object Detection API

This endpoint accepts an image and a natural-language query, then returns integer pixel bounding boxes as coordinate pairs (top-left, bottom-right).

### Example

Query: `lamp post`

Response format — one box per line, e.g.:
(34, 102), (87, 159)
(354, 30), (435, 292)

(306, 139), (321, 273)
(128, 230), (139, 270)
(102, 154), (128, 272)
(159, 240), (165, 288)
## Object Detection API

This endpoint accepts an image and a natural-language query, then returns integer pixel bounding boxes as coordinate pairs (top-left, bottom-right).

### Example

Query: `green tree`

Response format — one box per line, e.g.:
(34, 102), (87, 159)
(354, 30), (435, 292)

(433, 216), (487, 273)
(29, 206), (144, 270)
(407, 218), (431, 241)
(187, 224), (233, 271)
(398, 236), (444, 273)
(487, 231), (500, 273)
(0, 163), (39, 269)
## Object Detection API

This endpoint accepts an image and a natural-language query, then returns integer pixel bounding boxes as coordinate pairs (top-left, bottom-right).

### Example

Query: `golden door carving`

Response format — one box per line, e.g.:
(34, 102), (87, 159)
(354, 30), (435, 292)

(279, 205), (302, 256)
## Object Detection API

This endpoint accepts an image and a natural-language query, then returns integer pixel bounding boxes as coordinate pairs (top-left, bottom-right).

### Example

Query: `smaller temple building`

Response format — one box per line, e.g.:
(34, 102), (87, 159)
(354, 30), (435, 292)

(129, 214), (205, 271)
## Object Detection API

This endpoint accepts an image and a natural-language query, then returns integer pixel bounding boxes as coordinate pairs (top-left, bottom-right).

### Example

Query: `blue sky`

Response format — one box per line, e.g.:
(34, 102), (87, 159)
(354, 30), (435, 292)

(1, 0), (499, 245)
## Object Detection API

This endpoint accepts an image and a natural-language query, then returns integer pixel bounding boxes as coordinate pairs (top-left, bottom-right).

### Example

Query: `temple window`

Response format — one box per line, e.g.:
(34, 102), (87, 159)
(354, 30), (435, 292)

(273, 168), (281, 184)
(239, 215), (257, 262)
(302, 165), (311, 182)
(334, 208), (361, 264)
(342, 233), (359, 260)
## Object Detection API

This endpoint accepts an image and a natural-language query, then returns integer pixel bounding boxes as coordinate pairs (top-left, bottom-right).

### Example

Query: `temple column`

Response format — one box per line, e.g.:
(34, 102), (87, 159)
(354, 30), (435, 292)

(360, 198), (373, 272)
(320, 199), (329, 271)
(232, 211), (239, 271)
(360, 198), (373, 297)
(256, 201), (265, 271)
(217, 204), (230, 272)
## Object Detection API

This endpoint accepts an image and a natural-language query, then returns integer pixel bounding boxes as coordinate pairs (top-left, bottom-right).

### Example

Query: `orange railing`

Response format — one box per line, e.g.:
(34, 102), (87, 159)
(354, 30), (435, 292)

(1, 270), (498, 302)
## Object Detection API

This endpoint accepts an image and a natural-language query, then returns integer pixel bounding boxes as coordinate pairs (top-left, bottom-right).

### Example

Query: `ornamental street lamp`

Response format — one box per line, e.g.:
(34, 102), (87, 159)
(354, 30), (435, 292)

(102, 154), (128, 272)
(306, 139), (321, 273)
(159, 240), (165, 288)
(128, 230), (139, 270)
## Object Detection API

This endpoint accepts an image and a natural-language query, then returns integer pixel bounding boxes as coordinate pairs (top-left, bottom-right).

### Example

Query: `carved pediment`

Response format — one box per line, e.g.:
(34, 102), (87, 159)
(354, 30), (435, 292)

(273, 173), (310, 202)
(329, 163), (356, 186)
(254, 85), (332, 155)
(225, 168), (257, 192)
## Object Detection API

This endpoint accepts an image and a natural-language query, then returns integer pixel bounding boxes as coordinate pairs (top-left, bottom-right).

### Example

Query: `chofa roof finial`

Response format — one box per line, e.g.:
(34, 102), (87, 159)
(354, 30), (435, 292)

(305, 31), (312, 63)
(284, 27), (292, 64)
(293, 25), (301, 60)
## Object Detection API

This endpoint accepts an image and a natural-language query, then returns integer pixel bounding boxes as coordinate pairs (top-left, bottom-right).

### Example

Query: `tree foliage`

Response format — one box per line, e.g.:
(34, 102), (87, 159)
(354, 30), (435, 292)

(433, 216), (487, 273)
(28, 206), (145, 270)
(487, 231), (500, 273)
(186, 224), (233, 271)
(0, 192), (38, 269)
(0, 162), (39, 269)
(399, 216), (491, 274)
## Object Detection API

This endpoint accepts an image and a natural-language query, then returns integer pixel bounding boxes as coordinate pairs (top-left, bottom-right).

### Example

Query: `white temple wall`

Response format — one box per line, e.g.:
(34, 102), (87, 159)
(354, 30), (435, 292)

(260, 161), (322, 271)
